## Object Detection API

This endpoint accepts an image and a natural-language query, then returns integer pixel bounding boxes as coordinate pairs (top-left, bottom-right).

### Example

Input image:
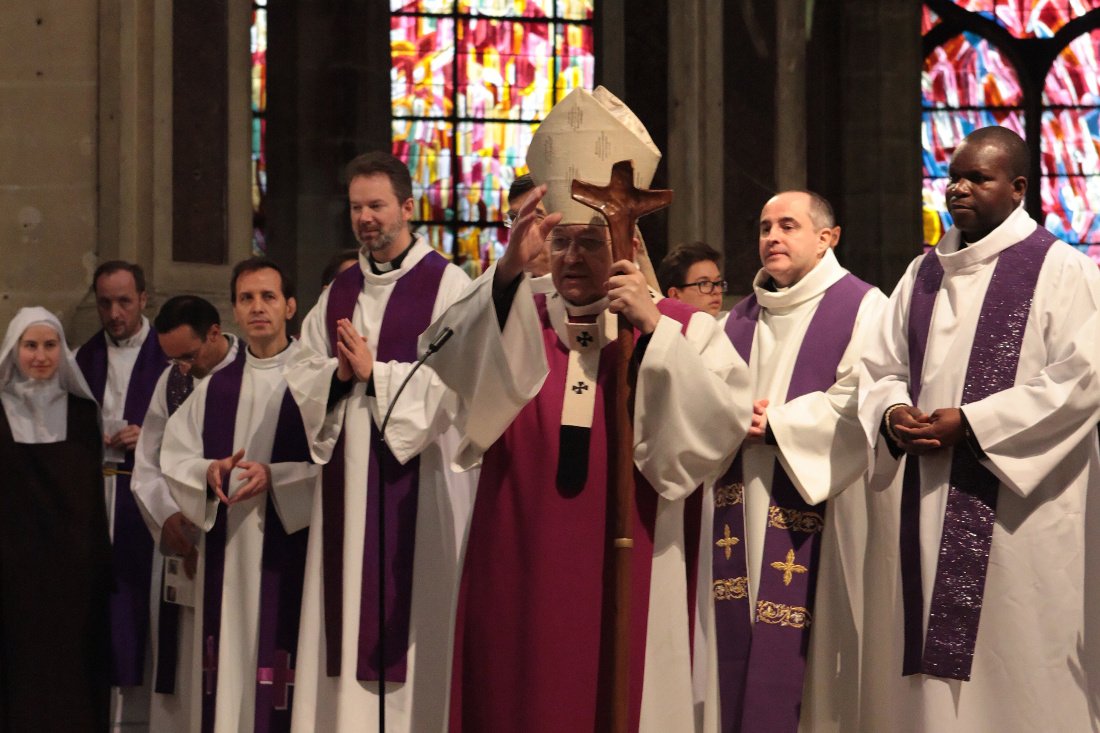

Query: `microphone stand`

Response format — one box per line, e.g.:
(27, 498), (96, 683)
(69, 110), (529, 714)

(374, 326), (454, 732)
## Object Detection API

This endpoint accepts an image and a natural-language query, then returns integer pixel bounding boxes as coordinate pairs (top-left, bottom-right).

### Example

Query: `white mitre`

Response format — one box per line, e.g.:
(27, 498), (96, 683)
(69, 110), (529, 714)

(527, 86), (662, 225)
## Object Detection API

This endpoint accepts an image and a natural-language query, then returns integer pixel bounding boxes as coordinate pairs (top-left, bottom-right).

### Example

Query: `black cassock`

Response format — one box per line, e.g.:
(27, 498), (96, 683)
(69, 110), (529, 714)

(0, 395), (111, 732)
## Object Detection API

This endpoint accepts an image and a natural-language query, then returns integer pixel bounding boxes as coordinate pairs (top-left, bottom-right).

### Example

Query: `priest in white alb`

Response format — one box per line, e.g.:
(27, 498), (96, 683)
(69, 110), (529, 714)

(695, 190), (886, 733)
(160, 259), (318, 732)
(420, 86), (751, 732)
(858, 126), (1100, 732)
(283, 151), (475, 732)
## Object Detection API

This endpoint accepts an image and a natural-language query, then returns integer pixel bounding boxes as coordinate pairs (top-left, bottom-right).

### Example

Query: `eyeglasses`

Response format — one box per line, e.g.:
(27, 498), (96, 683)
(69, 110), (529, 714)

(678, 279), (728, 295)
(503, 210), (546, 229)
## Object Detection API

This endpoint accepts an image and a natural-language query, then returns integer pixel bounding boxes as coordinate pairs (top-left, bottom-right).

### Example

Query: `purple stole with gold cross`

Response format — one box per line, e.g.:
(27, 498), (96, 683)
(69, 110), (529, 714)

(76, 328), (168, 686)
(713, 273), (871, 733)
(321, 252), (448, 682)
(198, 347), (312, 732)
(900, 227), (1055, 681)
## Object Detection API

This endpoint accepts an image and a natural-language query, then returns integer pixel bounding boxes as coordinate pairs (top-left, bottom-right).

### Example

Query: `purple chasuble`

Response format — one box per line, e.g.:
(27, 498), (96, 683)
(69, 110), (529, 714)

(714, 273), (872, 733)
(321, 252), (448, 682)
(901, 227), (1055, 681)
(154, 366), (195, 694)
(449, 294), (693, 733)
(197, 347), (312, 732)
(76, 328), (169, 686)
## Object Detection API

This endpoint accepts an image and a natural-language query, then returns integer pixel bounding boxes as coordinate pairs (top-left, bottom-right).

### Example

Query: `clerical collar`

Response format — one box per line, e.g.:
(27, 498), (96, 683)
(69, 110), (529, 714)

(109, 316), (150, 348)
(246, 338), (296, 369)
(562, 295), (610, 319)
(368, 240), (415, 274)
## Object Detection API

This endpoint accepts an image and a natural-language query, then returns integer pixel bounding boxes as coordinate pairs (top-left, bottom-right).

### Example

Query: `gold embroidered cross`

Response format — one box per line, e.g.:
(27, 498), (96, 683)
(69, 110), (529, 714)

(715, 523), (740, 561)
(770, 549), (807, 586)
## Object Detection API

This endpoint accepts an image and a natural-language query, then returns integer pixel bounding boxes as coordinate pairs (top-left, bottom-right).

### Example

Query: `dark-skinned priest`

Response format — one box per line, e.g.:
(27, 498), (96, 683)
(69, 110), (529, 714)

(420, 86), (751, 732)
(858, 125), (1100, 731)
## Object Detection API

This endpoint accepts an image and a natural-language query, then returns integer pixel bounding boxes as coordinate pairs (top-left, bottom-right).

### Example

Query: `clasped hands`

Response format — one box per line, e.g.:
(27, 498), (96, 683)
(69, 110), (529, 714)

(887, 405), (965, 454)
(105, 424), (141, 451)
(206, 448), (272, 505)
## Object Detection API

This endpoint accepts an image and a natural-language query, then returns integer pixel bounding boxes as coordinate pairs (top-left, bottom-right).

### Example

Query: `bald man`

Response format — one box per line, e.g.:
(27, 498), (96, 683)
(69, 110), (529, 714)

(859, 126), (1100, 731)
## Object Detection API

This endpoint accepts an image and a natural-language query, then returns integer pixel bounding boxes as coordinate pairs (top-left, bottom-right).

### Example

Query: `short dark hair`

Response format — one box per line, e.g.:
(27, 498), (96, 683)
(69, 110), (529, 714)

(154, 295), (221, 337)
(344, 151), (413, 204)
(92, 260), (146, 294)
(787, 190), (836, 230)
(508, 174), (537, 206)
(321, 249), (360, 287)
(230, 257), (295, 303)
(959, 126), (1030, 179)
(657, 241), (723, 294)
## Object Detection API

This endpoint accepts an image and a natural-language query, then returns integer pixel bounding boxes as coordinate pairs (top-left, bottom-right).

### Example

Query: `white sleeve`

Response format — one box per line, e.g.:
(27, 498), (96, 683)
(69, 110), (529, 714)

(130, 368), (184, 538)
(633, 309), (752, 501)
(161, 379), (218, 529)
(769, 288), (889, 504)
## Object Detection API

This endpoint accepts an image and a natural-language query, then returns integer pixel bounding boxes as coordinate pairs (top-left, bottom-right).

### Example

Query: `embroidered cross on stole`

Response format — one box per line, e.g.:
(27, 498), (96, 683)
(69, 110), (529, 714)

(713, 273), (871, 733)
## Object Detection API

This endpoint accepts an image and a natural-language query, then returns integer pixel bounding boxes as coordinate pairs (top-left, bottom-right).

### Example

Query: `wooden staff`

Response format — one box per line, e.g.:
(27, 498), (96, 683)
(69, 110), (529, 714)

(572, 160), (672, 733)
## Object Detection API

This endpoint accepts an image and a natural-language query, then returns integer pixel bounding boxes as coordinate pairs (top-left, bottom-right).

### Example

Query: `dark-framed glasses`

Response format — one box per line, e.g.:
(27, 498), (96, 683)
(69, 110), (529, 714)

(679, 279), (728, 295)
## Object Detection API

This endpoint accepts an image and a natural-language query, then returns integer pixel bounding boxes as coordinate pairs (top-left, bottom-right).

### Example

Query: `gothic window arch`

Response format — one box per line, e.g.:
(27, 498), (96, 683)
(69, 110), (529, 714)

(390, 1), (596, 275)
(921, 0), (1100, 260)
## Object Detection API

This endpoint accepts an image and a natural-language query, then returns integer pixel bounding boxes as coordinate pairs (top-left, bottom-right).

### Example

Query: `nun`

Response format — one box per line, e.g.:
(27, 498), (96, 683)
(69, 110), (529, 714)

(0, 307), (112, 731)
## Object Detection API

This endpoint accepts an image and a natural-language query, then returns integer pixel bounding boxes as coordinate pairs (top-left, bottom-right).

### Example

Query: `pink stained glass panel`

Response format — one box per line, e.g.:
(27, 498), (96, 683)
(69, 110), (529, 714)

(1040, 108), (1100, 175)
(923, 7), (942, 35)
(1043, 28), (1100, 105)
(939, 1), (1100, 39)
(390, 0), (454, 12)
(456, 18), (555, 120)
(922, 109), (1027, 178)
(455, 121), (537, 221)
(391, 15), (456, 118)
(458, 0), (555, 17)
(392, 119), (455, 222)
(556, 23), (596, 96)
(1042, 175), (1100, 244)
(923, 32), (1023, 107)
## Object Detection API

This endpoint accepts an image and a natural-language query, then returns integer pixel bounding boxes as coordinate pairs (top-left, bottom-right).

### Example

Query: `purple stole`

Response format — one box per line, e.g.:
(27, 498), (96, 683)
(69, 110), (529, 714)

(198, 347), (312, 732)
(900, 227), (1055, 681)
(448, 294), (694, 732)
(321, 252), (448, 682)
(713, 273), (872, 733)
(154, 366), (195, 695)
(76, 328), (168, 687)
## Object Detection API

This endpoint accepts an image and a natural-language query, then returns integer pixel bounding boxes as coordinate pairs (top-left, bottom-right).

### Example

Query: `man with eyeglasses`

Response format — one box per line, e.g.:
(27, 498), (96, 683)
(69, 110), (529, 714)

(696, 190), (886, 733)
(657, 240), (726, 316)
(418, 86), (750, 731)
(130, 295), (239, 726)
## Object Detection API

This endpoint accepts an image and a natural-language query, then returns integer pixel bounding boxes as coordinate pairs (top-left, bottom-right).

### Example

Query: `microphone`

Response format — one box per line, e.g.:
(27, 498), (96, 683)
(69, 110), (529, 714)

(379, 326), (455, 445)
(426, 326), (454, 355)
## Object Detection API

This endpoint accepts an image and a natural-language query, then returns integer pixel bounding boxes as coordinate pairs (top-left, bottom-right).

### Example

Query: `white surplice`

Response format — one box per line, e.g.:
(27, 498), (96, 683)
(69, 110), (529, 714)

(133, 336), (238, 732)
(159, 339), (317, 733)
(418, 265), (751, 732)
(694, 249), (887, 733)
(857, 207), (1100, 732)
(284, 242), (476, 733)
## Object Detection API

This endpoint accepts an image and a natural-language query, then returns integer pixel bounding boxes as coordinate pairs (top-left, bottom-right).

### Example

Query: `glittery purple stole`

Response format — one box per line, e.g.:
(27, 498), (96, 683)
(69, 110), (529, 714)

(321, 252), (448, 682)
(154, 365), (194, 695)
(76, 328), (168, 686)
(901, 227), (1055, 681)
(714, 273), (871, 732)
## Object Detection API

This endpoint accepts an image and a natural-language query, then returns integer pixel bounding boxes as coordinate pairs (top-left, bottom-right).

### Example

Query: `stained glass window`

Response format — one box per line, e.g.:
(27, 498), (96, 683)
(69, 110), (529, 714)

(251, 1), (268, 255)
(920, 2), (1100, 261)
(390, 0), (595, 273)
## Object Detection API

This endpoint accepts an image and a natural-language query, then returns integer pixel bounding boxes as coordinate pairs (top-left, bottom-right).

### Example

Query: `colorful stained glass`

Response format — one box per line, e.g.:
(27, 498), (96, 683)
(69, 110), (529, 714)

(1044, 28), (1100, 105)
(1041, 175), (1100, 244)
(922, 32), (1023, 107)
(1040, 109), (1100, 175)
(459, 0), (555, 17)
(457, 19), (555, 119)
(456, 121), (535, 220)
(942, 0), (1100, 39)
(923, 7), (942, 34)
(922, 177), (951, 246)
(391, 0), (454, 12)
(922, 109), (1026, 177)
(393, 119), (455, 221)
(556, 23), (595, 95)
(391, 15), (456, 118)
(251, 2), (267, 255)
